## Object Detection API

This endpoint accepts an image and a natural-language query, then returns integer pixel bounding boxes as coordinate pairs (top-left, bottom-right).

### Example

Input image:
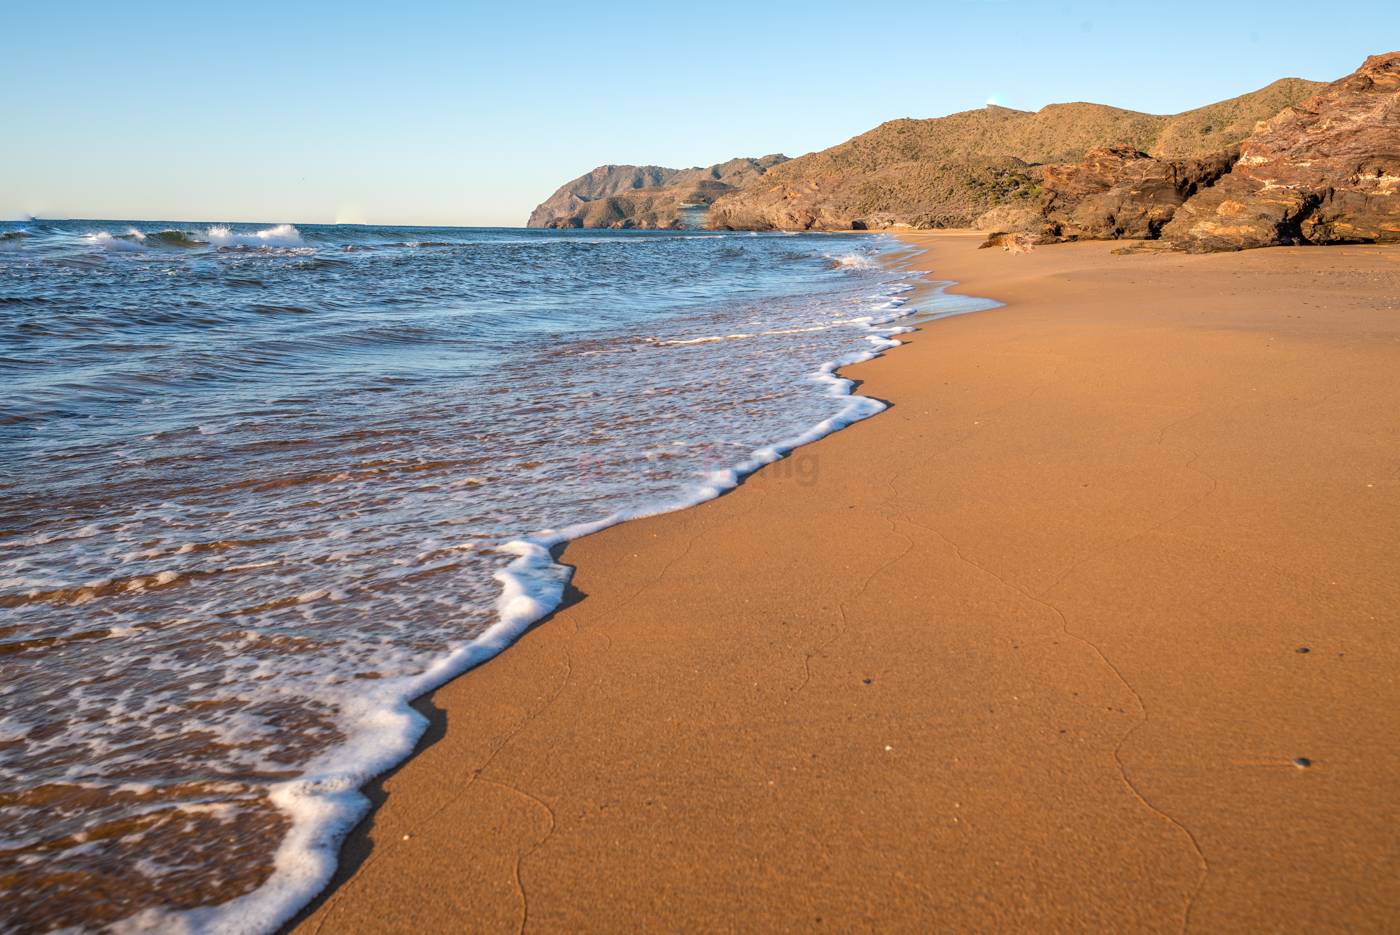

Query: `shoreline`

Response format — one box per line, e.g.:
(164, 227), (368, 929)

(292, 232), (1400, 932)
(265, 234), (948, 933)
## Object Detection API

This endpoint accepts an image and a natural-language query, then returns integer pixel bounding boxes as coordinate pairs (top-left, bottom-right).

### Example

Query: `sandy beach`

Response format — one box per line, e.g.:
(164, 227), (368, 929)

(292, 233), (1400, 933)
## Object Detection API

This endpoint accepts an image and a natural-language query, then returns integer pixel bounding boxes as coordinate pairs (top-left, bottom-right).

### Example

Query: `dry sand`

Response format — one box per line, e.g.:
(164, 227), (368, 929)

(292, 233), (1400, 933)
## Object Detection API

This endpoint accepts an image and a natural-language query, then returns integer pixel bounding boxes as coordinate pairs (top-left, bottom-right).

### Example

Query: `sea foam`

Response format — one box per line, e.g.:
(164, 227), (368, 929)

(173, 250), (935, 935)
(205, 224), (304, 247)
(0, 224), (1001, 934)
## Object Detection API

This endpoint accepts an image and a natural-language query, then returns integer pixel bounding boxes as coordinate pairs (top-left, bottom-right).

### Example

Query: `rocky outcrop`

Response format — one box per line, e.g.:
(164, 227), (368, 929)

(704, 79), (1321, 232)
(980, 145), (1240, 241)
(527, 155), (787, 229)
(1162, 52), (1400, 251)
(972, 53), (1400, 251)
(528, 54), (1397, 251)
(526, 165), (675, 228)
(978, 231), (1036, 253)
(1035, 145), (1240, 239)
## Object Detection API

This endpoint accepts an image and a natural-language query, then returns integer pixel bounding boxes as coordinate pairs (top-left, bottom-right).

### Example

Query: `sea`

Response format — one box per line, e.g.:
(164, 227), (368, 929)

(0, 220), (991, 932)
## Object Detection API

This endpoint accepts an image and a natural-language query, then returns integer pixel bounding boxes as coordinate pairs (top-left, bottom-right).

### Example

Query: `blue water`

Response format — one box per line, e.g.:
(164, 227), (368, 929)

(0, 220), (980, 932)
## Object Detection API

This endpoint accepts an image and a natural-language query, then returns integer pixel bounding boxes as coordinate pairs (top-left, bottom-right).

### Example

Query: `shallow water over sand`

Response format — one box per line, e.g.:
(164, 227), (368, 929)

(0, 221), (985, 931)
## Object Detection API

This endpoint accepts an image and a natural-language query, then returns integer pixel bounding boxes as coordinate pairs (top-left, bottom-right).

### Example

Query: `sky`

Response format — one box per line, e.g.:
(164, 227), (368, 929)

(2, 1), (1392, 227)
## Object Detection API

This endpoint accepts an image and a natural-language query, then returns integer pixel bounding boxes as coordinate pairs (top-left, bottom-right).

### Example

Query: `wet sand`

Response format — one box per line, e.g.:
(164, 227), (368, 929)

(293, 232), (1400, 933)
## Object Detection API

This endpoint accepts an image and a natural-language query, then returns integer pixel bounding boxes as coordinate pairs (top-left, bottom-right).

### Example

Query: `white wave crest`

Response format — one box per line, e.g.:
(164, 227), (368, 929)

(82, 231), (144, 252)
(206, 224), (303, 248)
(825, 251), (879, 271)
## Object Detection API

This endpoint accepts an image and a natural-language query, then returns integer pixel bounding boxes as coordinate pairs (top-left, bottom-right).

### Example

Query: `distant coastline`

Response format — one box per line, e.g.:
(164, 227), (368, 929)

(528, 52), (1399, 255)
(290, 230), (1400, 932)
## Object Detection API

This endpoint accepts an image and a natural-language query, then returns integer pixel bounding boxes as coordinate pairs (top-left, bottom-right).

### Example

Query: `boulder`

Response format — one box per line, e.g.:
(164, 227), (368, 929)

(978, 231), (1036, 252)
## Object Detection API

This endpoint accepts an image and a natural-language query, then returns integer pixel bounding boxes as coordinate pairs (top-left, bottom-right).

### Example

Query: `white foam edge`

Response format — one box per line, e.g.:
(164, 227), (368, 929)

(154, 256), (998, 935)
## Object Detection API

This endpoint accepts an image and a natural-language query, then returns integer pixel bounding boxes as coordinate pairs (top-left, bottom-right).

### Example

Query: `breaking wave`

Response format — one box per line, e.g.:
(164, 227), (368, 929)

(0, 220), (1000, 933)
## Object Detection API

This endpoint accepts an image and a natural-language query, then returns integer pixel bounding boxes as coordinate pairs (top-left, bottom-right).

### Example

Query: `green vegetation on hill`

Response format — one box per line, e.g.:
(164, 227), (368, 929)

(706, 78), (1325, 230)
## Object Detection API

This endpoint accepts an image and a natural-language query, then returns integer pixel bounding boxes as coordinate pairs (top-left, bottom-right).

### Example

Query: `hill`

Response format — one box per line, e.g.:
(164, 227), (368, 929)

(526, 156), (788, 229)
(705, 78), (1323, 231)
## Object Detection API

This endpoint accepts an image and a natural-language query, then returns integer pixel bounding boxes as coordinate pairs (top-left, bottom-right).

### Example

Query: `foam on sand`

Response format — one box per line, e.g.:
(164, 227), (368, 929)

(2, 224), (997, 933)
(171, 262), (939, 935)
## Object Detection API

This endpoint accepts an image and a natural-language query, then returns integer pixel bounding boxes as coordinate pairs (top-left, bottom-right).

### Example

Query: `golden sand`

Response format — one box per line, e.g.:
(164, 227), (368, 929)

(293, 233), (1400, 933)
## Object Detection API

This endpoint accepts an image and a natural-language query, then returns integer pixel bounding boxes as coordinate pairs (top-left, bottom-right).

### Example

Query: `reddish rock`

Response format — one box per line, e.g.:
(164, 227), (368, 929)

(978, 231), (1035, 252)
(1035, 145), (1238, 240)
(1163, 52), (1400, 251)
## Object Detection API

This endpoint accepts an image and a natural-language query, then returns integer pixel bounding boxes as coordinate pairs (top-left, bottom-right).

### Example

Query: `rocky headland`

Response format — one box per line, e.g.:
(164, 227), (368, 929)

(703, 78), (1320, 233)
(526, 155), (787, 229)
(529, 52), (1399, 251)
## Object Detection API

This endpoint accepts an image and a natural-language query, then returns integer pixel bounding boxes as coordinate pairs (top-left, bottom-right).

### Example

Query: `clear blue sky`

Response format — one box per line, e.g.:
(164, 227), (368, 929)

(2, 1), (1391, 227)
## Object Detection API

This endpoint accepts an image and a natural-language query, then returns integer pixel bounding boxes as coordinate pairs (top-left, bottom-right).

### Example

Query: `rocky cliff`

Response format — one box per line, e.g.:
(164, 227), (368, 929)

(527, 53), (1398, 252)
(704, 79), (1322, 231)
(527, 155), (787, 229)
(1161, 52), (1400, 251)
(984, 52), (1400, 251)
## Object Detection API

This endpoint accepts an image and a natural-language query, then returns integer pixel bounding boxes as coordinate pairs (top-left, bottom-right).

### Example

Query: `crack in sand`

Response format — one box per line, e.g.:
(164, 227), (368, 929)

(315, 415), (1218, 931)
(471, 509), (735, 917)
(885, 474), (1210, 934)
(1154, 409), (1204, 447)
(341, 514), (718, 932)
(311, 648), (574, 933)
(790, 483), (916, 698)
(475, 777), (558, 935)
(582, 490), (760, 650)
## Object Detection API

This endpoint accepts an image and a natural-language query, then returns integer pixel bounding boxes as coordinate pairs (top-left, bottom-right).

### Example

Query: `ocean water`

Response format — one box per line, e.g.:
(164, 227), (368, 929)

(0, 220), (988, 932)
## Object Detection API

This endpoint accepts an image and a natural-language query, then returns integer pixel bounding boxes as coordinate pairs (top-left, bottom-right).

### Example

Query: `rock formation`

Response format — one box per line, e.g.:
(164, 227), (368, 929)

(704, 79), (1321, 231)
(1035, 146), (1241, 239)
(527, 52), (1399, 252)
(979, 231), (1036, 253)
(527, 156), (787, 229)
(1161, 52), (1400, 251)
(981, 145), (1240, 242)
